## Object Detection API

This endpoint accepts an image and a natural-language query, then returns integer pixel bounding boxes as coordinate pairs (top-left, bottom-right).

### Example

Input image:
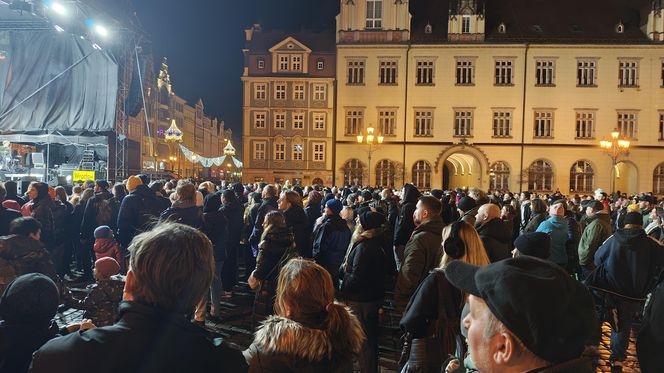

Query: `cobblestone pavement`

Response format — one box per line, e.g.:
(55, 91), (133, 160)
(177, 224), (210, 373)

(57, 281), (641, 372)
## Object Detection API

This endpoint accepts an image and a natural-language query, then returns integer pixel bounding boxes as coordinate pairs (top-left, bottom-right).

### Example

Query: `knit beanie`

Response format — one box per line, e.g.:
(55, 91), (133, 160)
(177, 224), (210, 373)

(457, 196), (476, 212)
(514, 232), (551, 259)
(360, 211), (385, 231)
(326, 199), (343, 215)
(94, 225), (113, 239)
(127, 175), (143, 192)
(0, 273), (59, 326)
(95, 257), (120, 278)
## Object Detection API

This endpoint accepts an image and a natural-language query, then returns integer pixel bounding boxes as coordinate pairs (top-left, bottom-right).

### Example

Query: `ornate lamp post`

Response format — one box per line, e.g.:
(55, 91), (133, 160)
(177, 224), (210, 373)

(600, 128), (630, 195)
(164, 119), (183, 175)
(356, 125), (384, 187)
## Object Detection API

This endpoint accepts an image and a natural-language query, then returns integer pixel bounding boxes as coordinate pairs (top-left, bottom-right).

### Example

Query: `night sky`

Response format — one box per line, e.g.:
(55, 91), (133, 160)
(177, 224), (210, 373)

(132, 0), (339, 138)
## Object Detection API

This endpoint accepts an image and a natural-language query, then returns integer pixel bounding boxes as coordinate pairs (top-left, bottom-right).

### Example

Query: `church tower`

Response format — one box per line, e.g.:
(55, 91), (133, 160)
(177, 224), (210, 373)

(643, 0), (664, 41)
(336, 0), (411, 43)
(448, 0), (485, 42)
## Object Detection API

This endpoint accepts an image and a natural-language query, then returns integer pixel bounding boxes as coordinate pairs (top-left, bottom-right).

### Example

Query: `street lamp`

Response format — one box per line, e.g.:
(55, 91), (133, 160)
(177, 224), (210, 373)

(164, 119), (183, 175)
(600, 128), (630, 195)
(356, 125), (384, 187)
(191, 154), (197, 178)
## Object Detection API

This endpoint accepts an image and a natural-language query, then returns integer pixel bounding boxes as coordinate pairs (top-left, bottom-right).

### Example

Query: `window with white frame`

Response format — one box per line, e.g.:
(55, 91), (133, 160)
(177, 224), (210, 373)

(313, 113), (326, 131)
(575, 111), (595, 139)
(293, 84), (305, 100)
(274, 142), (285, 161)
(412, 160), (432, 190)
(454, 110), (473, 136)
(461, 15), (471, 33)
(456, 59), (474, 85)
(313, 84), (326, 101)
(577, 59), (597, 86)
(535, 60), (555, 85)
(490, 161), (511, 191)
(313, 143), (325, 162)
(617, 112), (637, 139)
(378, 109), (396, 136)
(254, 112), (267, 129)
(291, 55), (302, 72)
(379, 60), (398, 84)
(569, 160), (594, 193)
(343, 159), (364, 186)
(257, 58), (265, 69)
(618, 60), (638, 87)
(347, 60), (365, 84)
(494, 59), (513, 85)
(414, 110), (433, 136)
(528, 160), (554, 192)
(366, 0), (382, 29)
(253, 141), (266, 160)
(293, 112), (304, 130)
(274, 112), (286, 129)
(345, 109), (363, 135)
(275, 83), (286, 100)
(376, 159), (396, 188)
(534, 111), (553, 138)
(492, 111), (512, 137)
(292, 143), (303, 161)
(278, 55), (289, 71)
(254, 83), (267, 100)
(316, 59), (324, 70)
(416, 60), (434, 85)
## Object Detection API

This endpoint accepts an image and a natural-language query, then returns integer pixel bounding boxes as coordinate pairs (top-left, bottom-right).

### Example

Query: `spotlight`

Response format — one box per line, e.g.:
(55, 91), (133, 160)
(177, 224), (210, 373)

(50, 2), (66, 15)
(94, 25), (108, 37)
(92, 43), (102, 50)
(54, 25), (65, 32)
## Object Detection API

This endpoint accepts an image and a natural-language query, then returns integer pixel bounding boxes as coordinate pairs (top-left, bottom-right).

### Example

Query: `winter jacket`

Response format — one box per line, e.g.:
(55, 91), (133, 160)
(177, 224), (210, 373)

(93, 238), (125, 272)
(203, 210), (228, 262)
(249, 197), (278, 245)
(519, 200), (532, 232)
(0, 235), (58, 295)
(537, 216), (570, 266)
(637, 279), (664, 373)
(30, 198), (55, 248)
(312, 214), (352, 280)
(524, 212), (547, 233)
(578, 213), (612, 266)
(339, 228), (388, 302)
(400, 269), (463, 356)
(283, 205), (310, 257)
(586, 228), (664, 300)
(459, 206), (479, 227)
(0, 205), (21, 236)
(221, 200), (244, 251)
(79, 276), (125, 327)
(394, 184), (421, 247)
(253, 226), (297, 319)
(304, 205), (321, 251)
(394, 216), (444, 312)
(30, 301), (247, 373)
(244, 314), (364, 373)
(476, 218), (512, 263)
(80, 190), (117, 242)
(159, 201), (205, 230)
(117, 185), (165, 248)
(0, 321), (60, 373)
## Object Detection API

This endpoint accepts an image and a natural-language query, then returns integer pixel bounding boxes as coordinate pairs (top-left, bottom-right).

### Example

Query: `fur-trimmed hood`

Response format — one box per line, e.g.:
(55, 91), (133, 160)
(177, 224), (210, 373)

(246, 314), (364, 371)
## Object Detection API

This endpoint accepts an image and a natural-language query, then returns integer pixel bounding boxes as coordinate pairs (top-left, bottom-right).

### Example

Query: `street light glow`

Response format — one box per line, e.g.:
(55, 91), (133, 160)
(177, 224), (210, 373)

(51, 2), (66, 15)
(95, 25), (109, 37)
(54, 25), (65, 32)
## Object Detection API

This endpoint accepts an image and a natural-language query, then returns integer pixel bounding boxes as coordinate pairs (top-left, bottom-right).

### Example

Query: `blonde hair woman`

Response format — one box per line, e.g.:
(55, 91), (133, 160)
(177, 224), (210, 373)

(244, 258), (365, 372)
(399, 221), (489, 372)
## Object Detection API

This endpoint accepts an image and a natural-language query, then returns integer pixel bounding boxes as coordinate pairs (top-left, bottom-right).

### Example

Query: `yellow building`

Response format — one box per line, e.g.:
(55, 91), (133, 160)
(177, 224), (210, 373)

(335, 0), (664, 195)
(242, 26), (336, 186)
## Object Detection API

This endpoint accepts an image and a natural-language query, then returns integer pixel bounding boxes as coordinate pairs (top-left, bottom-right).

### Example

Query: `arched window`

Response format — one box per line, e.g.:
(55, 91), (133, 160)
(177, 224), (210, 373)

(412, 160), (432, 190)
(569, 160), (594, 193)
(528, 160), (554, 192)
(376, 159), (396, 188)
(490, 161), (510, 191)
(343, 159), (364, 186)
(312, 177), (324, 186)
(654, 163), (664, 195)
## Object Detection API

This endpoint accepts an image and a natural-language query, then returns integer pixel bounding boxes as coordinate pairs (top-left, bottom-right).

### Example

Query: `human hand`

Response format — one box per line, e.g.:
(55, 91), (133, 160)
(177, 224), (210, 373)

(65, 319), (96, 333)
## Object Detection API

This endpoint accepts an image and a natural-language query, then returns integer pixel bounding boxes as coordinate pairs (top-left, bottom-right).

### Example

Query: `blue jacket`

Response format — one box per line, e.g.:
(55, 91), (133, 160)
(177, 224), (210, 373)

(312, 214), (351, 277)
(536, 216), (569, 265)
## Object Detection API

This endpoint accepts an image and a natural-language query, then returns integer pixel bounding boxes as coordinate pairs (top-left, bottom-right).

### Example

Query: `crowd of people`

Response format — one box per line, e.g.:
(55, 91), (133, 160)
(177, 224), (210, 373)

(0, 175), (663, 373)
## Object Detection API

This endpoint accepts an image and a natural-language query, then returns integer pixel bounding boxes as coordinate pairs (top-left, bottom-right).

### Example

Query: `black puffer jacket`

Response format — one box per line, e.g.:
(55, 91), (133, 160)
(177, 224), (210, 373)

(159, 201), (204, 230)
(339, 228), (388, 302)
(394, 184), (421, 247)
(284, 205), (310, 257)
(476, 218), (512, 263)
(253, 226), (296, 318)
(202, 195), (228, 263)
(0, 205), (21, 237)
(117, 185), (165, 248)
(249, 197), (277, 245)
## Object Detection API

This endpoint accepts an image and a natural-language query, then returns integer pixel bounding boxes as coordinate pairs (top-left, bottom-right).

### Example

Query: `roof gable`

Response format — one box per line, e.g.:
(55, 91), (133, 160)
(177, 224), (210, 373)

(269, 36), (312, 53)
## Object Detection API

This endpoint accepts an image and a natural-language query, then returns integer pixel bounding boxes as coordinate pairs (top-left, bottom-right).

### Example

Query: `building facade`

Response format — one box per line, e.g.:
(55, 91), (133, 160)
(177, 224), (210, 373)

(130, 58), (233, 178)
(335, 0), (664, 195)
(242, 26), (336, 186)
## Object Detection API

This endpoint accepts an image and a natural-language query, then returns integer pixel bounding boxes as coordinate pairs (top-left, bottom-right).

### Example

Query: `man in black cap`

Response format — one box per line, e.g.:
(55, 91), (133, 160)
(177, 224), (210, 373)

(446, 256), (598, 372)
(585, 211), (664, 372)
(457, 196), (477, 226)
(512, 231), (550, 259)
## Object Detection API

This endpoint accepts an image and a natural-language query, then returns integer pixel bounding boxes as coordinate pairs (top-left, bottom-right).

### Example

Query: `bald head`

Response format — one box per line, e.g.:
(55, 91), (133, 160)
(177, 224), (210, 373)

(476, 203), (500, 225)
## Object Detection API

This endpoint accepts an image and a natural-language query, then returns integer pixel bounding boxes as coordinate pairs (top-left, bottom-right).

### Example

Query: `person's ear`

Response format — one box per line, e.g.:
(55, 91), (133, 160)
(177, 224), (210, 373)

(123, 269), (135, 301)
(492, 331), (516, 365)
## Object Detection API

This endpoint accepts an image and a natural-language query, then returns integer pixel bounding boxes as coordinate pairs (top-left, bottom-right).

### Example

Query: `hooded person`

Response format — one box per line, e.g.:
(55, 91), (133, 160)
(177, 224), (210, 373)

(0, 273), (60, 373)
(312, 199), (351, 288)
(393, 184), (422, 270)
(116, 176), (165, 250)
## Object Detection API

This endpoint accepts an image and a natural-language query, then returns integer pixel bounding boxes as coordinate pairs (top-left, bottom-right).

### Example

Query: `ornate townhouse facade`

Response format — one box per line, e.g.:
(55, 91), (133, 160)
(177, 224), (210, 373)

(242, 26), (336, 186)
(334, 0), (664, 195)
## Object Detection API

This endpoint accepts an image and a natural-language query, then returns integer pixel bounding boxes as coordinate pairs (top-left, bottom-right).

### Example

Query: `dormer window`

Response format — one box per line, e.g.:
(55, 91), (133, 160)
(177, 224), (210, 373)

(425, 22), (433, 34)
(462, 15), (471, 33)
(316, 59), (325, 70)
(257, 58), (265, 69)
(366, 0), (382, 29)
(498, 22), (506, 34)
(532, 25), (543, 33)
(616, 22), (625, 33)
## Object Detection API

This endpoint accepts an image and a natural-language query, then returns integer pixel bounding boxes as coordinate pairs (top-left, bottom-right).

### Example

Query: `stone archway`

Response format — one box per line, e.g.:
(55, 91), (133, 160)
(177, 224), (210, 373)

(614, 161), (638, 195)
(434, 143), (490, 190)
